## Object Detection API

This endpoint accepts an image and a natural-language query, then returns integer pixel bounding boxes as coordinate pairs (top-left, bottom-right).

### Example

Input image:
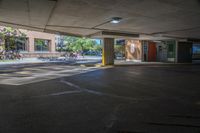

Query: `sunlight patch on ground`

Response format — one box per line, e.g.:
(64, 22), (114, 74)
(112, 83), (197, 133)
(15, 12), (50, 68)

(0, 65), (101, 85)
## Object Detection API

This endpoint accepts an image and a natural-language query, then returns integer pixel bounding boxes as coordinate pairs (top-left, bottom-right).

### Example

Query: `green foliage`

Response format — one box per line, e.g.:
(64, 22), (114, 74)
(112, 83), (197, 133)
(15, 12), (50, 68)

(63, 36), (101, 53)
(0, 27), (26, 38)
(0, 27), (26, 50)
(34, 39), (49, 51)
(93, 44), (102, 52)
(35, 39), (45, 46)
(114, 44), (125, 54)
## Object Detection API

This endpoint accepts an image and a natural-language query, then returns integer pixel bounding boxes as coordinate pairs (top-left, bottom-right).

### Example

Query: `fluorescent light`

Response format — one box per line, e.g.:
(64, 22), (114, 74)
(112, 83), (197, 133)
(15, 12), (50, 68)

(110, 17), (122, 24)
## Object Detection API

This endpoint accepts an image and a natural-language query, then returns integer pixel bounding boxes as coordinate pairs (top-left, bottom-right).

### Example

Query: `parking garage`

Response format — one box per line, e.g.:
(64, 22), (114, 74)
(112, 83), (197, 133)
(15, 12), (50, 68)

(0, 0), (200, 133)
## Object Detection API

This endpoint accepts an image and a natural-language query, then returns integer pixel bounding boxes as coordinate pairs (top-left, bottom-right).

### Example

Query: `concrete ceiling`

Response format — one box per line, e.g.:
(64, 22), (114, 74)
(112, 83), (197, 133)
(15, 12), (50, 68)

(0, 0), (200, 39)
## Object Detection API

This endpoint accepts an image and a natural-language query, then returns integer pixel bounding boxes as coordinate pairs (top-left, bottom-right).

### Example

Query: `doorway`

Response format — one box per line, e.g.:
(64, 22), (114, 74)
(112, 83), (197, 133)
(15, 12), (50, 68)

(148, 42), (157, 62)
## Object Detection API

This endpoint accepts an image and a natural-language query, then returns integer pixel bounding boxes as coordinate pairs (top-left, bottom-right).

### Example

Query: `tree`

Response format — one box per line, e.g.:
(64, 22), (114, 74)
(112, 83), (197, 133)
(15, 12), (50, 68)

(0, 27), (26, 50)
(76, 38), (96, 52)
(114, 44), (125, 58)
(35, 39), (45, 51)
(93, 44), (102, 52)
(63, 36), (101, 55)
(63, 36), (78, 52)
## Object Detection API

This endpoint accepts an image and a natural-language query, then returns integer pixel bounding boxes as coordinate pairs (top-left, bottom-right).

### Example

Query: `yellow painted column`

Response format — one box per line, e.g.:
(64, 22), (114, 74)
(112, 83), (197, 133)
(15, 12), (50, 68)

(102, 38), (114, 65)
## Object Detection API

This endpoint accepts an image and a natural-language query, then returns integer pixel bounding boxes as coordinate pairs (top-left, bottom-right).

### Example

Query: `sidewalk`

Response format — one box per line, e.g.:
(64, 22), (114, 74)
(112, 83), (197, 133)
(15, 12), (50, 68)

(0, 58), (48, 65)
(0, 58), (49, 65)
(0, 56), (102, 65)
(1, 58), (198, 66)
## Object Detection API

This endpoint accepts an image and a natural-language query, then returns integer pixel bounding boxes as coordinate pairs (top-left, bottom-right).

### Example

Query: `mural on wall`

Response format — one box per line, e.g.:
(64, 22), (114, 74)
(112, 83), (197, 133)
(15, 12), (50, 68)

(125, 40), (141, 60)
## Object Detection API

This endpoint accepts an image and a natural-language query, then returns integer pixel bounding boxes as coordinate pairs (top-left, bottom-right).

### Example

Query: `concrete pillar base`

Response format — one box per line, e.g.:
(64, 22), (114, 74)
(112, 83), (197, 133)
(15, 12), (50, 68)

(102, 38), (114, 66)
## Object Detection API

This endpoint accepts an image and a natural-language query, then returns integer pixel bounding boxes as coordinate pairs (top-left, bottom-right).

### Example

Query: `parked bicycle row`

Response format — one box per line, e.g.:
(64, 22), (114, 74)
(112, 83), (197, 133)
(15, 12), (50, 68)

(37, 52), (80, 61)
(0, 50), (23, 60)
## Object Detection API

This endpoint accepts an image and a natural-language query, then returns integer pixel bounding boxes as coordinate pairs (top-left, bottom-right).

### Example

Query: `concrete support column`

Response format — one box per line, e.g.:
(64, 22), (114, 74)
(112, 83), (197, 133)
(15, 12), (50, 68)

(28, 37), (35, 52)
(49, 39), (56, 53)
(102, 38), (114, 65)
(177, 41), (192, 63)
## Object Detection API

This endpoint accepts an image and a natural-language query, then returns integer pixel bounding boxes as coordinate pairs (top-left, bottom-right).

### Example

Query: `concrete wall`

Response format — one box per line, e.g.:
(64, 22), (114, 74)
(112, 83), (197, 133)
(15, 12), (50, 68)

(125, 40), (142, 61)
(24, 30), (56, 53)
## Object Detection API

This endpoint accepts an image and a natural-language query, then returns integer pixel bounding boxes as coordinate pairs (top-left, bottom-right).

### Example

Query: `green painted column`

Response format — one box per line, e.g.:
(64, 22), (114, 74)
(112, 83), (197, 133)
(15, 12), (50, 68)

(102, 38), (114, 65)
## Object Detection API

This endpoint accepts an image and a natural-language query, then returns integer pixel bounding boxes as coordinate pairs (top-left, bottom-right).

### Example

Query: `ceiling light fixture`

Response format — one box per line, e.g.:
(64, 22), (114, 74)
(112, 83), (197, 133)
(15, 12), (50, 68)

(110, 17), (122, 24)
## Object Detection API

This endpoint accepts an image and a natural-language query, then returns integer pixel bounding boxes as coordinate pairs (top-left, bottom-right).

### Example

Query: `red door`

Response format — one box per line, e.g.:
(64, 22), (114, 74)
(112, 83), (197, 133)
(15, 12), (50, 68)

(148, 42), (157, 62)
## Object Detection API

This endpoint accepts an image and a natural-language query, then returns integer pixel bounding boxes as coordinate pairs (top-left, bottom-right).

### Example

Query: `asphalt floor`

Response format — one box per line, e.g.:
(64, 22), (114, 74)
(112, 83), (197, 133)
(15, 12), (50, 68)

(0, 63), (200, 133)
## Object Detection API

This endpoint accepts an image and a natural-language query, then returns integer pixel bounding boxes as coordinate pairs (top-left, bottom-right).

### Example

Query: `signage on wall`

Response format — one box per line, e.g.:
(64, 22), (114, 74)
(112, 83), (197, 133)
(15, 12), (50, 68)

(130, 43), (135, 54)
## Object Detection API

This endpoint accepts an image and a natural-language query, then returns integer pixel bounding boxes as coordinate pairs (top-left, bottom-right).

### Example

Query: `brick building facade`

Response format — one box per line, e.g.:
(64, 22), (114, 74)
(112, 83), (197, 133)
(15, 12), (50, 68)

(0, 27), (61, 58)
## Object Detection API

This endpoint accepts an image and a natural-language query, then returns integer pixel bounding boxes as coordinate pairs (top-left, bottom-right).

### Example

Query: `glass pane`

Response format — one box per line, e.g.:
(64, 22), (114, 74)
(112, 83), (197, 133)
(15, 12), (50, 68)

(193, 44), (200, 55)
(166, 41), (176, 58)
(34, 39), (49, 52)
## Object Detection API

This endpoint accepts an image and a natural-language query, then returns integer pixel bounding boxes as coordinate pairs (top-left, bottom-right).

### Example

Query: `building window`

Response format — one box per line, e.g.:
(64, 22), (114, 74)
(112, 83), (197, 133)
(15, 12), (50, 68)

(34, 39), (50, 52)
(193, 44), (200, 55)
(166, 41), (176, 58)
(15, 37), (28, 51)
(55, 35), (65, 52)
